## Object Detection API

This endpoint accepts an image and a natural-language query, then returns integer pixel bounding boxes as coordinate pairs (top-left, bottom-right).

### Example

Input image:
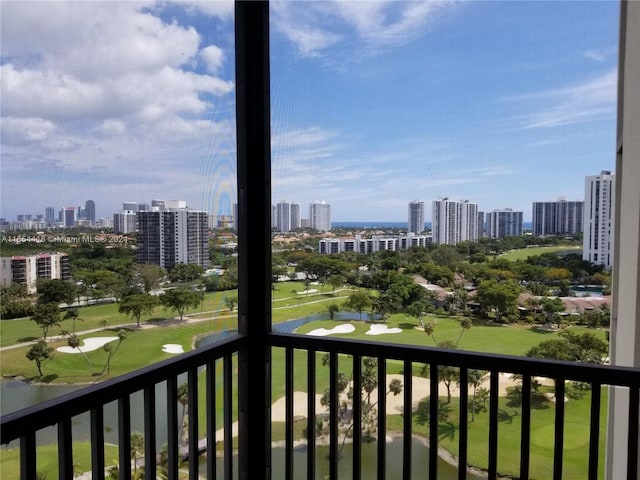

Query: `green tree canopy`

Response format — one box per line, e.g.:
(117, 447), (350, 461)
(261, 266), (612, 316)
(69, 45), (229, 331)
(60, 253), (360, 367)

(346, 291), (373, 321)
(26, 340), (53, 377)
(475, 280), (521, 322)
(168, 263), (205, 283)
(119, 293), (159, 327)
(160, 288), (201, 321)
(32, 303), (61, 339)
(37, 279), (76, 305)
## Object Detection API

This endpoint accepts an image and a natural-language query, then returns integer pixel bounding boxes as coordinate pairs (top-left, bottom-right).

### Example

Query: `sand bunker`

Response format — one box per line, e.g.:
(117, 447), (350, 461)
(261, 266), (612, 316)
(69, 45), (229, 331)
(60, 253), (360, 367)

(162, 344), (184, 354)
(57, 337), (118, 353)
(366, 324), (402, 335)
(296, 289), (318, 295)
(307, 324), (355, 336)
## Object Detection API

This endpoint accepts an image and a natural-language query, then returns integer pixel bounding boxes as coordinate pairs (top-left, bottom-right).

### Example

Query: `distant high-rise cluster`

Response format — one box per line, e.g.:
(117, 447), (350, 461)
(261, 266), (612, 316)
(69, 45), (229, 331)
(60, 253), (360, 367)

(432, 198), (479, 245)
(583, 171), (615, 269)
(273, 200), (331, 232)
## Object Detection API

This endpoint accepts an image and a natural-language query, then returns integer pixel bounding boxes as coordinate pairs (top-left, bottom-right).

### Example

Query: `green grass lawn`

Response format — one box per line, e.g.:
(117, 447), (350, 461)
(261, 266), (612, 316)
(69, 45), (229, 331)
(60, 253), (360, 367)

(386, 386), (607, 479)
(0, 442), (120, 479)
(499, 245), (582, 261)
(294, 314), (606, 357)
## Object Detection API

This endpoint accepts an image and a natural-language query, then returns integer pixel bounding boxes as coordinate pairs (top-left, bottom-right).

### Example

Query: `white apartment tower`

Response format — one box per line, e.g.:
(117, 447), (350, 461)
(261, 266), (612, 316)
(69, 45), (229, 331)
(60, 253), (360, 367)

(408, 200), (425, 234)
(290, 203), (301, 230)
(310, 201), (331, 232)
(432, 198), (479, 245)
(276, 201), (291, 232)
(583, 171), (615, 269)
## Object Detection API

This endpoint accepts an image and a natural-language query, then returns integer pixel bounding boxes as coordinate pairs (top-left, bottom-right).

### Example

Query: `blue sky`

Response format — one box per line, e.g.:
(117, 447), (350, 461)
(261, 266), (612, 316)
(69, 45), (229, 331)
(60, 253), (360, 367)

(1, 1), (619, 222)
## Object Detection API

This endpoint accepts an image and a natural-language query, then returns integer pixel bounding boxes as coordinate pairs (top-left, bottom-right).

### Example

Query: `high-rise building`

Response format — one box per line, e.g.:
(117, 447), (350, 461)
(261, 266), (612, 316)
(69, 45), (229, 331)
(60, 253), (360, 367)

(290, 203), (301, 230)
(85, 200), (96, 223)
(123, 202), (139, 212)
(151, 200), (165, 211)
(63, 207), (76, 227)
(309, 200), (331, 232)
(432, 198), (478, 245)
(276, 201), (291, 232)
(408, 200), (425, 234)
(477, 211), (485, 237)
(137, 205), (209, 270)
(532, 199), (584, 236)
(486, 209), (523, 239)
(113, 211), (137, 234)
(583, 171), (615, 269)
(45, 207), (55, 224)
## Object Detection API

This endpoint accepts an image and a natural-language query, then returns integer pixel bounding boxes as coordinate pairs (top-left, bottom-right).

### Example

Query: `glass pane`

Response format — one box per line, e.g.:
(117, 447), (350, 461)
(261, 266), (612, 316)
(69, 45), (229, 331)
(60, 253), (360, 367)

(270, 2), (618, 479)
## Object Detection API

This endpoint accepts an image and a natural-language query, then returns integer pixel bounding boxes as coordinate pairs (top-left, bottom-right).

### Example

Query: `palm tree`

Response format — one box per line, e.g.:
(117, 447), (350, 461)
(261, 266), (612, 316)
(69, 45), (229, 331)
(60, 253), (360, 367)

(68, 334), (93, 374)
(423, 321), (438, 344)
(177, 382), (189, 445)
(102, 329), (127, 375)
(456, 318), (472, 346)
(63, 308), (82, 334)
(130, 432), (144, 475)
(407, 300), (428, 329)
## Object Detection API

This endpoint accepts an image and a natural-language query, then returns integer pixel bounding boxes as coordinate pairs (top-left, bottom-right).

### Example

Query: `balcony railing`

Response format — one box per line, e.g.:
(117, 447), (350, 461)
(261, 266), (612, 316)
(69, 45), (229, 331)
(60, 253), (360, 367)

(2, 331), (639, 479)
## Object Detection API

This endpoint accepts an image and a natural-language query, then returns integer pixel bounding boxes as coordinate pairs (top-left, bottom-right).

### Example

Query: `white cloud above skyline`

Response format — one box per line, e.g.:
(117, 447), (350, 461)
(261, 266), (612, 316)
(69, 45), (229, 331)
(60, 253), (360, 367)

(1, 1), (619, 223)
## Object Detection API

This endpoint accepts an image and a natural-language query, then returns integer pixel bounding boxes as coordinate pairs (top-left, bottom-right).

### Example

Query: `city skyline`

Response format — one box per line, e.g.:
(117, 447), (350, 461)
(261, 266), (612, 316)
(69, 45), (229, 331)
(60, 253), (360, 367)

(1, 2), (618, 221)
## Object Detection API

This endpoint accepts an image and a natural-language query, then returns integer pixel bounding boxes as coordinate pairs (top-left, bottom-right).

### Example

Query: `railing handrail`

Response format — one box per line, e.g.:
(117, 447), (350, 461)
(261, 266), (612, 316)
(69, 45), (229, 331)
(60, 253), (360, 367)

(0, 334), (247, 444)
(3, 331), (638, 447)
(269, 332), (640, 386)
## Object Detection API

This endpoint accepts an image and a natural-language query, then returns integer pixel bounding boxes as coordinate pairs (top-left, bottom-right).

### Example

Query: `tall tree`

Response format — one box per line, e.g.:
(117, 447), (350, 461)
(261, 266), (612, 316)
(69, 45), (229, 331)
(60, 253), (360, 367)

(346, 291), (372, 321)
(32, 303), (61, 339)
(456, 318), (472, 346)
(37, 279), (76, 305)
(63, 308), (82, 334)
(224, 295), (238, 313)
(133, 264), (166, 293)
(407, 300), (428, 329)
(102, 329), (127, 375)
(119, 294), (158, 327)
(67, 334), (94, 374)
(541, 297), (566, 328)
(160, 288), (201, 321)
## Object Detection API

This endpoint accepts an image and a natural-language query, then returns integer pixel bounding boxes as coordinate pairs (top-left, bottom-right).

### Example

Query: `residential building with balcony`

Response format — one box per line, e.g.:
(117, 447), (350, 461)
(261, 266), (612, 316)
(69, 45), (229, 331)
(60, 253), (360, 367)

(0, 253), (70, 294)
(486, 209), (523, 239)
(532, 199), (584, 236)
(137, 206), (209, 271)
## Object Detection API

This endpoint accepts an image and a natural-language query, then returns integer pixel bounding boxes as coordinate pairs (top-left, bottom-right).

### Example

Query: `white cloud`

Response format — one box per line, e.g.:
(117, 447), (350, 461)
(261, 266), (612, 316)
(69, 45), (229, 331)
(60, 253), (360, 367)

(174, 0), (234, 20)
(503, 69), (617, 129)
(271, 0), (458, 59)
(0, 1), (237, 219)
(584, 47), (616, 63)
(201, 45), (225, 73)
(96, 120), (127, 136)
(0, 117), (57, 145)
